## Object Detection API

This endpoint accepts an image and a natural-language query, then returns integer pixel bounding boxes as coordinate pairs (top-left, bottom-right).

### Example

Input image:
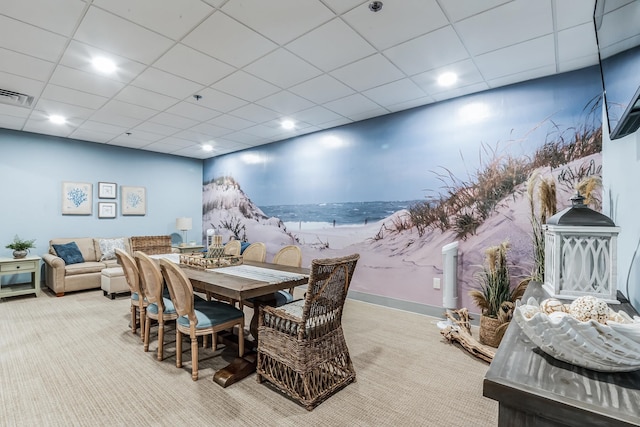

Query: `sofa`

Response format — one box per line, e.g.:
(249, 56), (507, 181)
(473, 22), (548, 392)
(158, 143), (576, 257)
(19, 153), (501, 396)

(42, 235), (172, 297)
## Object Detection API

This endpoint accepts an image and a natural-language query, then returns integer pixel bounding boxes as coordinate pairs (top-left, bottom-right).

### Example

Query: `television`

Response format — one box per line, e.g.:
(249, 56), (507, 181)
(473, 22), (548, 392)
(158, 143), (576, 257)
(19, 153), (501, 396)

(594, 0), (640, 140)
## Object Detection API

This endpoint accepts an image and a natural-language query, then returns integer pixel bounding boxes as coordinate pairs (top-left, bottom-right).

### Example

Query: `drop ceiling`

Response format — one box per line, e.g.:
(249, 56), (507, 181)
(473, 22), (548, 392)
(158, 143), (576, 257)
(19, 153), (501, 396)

(0, 0), (599, 159)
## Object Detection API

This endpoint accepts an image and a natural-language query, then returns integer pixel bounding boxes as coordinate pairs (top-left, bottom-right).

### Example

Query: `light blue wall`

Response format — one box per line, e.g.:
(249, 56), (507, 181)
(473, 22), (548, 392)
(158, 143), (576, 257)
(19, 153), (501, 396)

(0, 129), (203, 263)
(602, 118), (640, 310)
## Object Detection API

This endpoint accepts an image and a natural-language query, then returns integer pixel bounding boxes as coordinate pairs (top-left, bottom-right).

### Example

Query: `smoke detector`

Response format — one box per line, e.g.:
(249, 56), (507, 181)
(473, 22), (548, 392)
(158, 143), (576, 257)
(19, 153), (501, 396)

(0, 88), (34, 107)
(369, 1), (383, 12)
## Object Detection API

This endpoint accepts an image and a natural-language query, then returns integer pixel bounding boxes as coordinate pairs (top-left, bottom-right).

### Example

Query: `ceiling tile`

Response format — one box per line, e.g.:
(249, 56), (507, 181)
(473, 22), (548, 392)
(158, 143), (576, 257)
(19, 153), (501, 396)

(190, 122), (234, 137)
(348, 106), (390, 122)
(92, 0), (214, 40)
(486, 64), (558, 89)
(132, 121), (180, 137)
(323, 93), (383, 118)
(75, 120), (127, 135)
(148, 112), (199, 129)
(255, 91), (315, 115)
(475, 35), (556, 80)
(412, 59), (485, 95)
(455, 0), (553, 55)
(41, 84), (108, 110)
(131, 67), (205, 100)
(207, 114), (256, 131)
(188, 87), (248, 113)
(555, 0), (595, 30)
(320, 0), (363, 15)
(229, 104), (279, 123)
(331, 54), (405, 91)
(0, 16), (68, 62)
(557, 23), (599, 63)
(153, 44), (235, 86)
(222, 0), (335, 45)
(287, 18), (376, 72)
(89, 110), (143, 129)
(343, 0), (449, 50)
(74, 6), (174, 64)
(430, 82), (489, 102)
(0, 48), (54, 82)
(34, 98), (95, 119)
(165, 101), (221, 122)
(69, 128), (114, 143)
(182, 11), (278, 68)
(109, 135), (153, 148)
(384, 26), (469, 75)
(289, 74), (355, 104)
(0, 71), (45, 99)
(115, 85), (179, 111)
(386, 95), (435, 112)
(50, 65), (125, 98)
(99, 99), (159, 121)
(0, 0), (86, 36)
(362, 78), (426, 107)
(291, 105), (345, 125)
(212, 71), (280, 102)
(439, 0), (512, 22)
(245, 48), (323, 88)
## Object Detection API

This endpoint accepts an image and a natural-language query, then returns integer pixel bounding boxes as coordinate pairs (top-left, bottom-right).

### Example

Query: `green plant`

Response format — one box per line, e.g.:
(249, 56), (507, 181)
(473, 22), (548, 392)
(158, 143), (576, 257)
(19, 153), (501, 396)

(5, 235), (36, 251)
(469, 241), (527, 319)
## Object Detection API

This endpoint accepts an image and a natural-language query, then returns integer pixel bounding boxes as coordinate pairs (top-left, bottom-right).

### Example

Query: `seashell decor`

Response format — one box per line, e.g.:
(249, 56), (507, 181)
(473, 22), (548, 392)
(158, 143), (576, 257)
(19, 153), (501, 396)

(514, 296), (640, 372)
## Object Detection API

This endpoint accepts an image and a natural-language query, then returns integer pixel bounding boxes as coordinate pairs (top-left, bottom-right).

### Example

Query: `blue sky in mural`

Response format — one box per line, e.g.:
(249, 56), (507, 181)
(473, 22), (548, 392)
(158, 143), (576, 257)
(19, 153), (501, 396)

(204, 66), (602, 206)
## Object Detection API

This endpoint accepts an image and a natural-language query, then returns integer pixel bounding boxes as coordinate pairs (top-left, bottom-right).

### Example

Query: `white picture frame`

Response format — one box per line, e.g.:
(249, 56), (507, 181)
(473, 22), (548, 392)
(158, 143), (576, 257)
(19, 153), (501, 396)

(121, 186), (146, 216)
(62, 181), (92, 215)
(98, 182), (117, 199)
(98, 202), (117, 219)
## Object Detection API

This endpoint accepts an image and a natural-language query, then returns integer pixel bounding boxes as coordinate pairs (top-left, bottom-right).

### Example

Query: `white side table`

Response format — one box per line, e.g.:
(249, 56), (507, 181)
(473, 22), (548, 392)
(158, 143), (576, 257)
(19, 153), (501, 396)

(0, 256), (41, 299)
(172, 245), (205, 254)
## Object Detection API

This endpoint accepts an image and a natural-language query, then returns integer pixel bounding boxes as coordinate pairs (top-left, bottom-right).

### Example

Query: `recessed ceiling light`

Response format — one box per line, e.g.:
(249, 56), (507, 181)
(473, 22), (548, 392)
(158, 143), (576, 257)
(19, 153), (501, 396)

(202, 144), (213, 152)
(49, 115), (66, 125)
(92, 57), (116, 74)
(437, 72), (458, 87)
(281, 119), (295, 130)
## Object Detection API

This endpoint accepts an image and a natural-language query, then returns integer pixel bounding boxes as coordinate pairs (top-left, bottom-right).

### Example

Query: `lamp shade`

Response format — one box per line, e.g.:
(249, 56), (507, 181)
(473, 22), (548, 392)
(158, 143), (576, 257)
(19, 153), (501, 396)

(176, 217), (192, 231)
(206, 228), (215, 236)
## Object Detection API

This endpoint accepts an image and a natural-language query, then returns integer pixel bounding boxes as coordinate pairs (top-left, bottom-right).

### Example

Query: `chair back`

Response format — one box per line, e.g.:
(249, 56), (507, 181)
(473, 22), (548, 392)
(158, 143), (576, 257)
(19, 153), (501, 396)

(134, 251), (164, 308)
(242, 242), (266, 262)
(223, 240), (241, 256)
(273, 245), (302, 267)
(302, 254), (360, 336)
(159, 259), (194, 321)
(115, 248), (142, 296)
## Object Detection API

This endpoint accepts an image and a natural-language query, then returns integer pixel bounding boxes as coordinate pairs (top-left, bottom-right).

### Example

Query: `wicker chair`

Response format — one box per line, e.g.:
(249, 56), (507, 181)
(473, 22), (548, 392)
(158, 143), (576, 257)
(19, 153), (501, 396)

(115, 248), (147, 341)
(135, 251), (178, 361)
(242, 242), (266, 262)
(223, 240), (241, 256)
(159, 258), (245, 381)
(256, 253), (360, 410)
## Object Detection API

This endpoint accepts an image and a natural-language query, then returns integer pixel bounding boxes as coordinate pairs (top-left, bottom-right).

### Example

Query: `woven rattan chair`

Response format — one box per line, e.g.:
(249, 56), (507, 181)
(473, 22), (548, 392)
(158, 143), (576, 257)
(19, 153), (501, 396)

(159, 258), (245, 381)
(115, 248), (147, 341)
(223, 240), (241, 256)
(256, 253), (360, 410)
(135, 251), (178, 361)
(242, 242), (266, 262)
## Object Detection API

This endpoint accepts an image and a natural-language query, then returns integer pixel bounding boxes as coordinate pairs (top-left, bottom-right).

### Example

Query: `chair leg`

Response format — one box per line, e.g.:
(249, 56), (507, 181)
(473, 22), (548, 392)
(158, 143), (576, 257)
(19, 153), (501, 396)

(130, 305), (137, 335)
(139, 309), (146, 342)
(144, 317), (151, 352)
(157, 320), (164, 361)
(176, 330), (183, 368)
(237, 322), (244, 357)
(191, 337), (199, 381)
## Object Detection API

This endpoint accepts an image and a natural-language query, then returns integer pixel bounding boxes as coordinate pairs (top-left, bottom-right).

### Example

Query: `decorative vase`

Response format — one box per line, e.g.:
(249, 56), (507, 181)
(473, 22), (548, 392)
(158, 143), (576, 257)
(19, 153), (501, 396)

(479, 315), (505, 348)
(13, 249), (28, 259)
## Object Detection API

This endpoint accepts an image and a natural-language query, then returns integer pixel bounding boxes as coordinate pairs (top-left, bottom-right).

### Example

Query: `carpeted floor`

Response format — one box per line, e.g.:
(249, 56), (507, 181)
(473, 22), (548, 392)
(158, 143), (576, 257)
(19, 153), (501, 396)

(0, 288), (497, 426)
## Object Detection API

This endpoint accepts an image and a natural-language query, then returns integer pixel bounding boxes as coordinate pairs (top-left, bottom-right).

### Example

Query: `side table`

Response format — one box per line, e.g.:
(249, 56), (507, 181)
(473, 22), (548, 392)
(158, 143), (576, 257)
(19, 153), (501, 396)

(0, 256), (41, 299)
(172, 245), (205, 254)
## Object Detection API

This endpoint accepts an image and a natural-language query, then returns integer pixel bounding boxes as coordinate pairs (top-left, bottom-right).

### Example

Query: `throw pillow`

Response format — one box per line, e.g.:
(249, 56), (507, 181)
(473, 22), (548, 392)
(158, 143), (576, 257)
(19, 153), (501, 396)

(52, 242), (85, 265)
(99, 238), (126, 261)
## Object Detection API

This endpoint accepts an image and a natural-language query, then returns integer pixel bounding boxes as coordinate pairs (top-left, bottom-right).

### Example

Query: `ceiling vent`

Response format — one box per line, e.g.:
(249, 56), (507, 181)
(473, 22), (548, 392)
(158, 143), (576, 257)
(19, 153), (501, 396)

(0, 88), (34, 107)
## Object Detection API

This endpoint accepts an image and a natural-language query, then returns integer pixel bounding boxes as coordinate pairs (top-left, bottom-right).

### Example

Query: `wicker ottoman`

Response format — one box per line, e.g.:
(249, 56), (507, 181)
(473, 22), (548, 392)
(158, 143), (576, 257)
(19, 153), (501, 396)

(101, 267), (129, 299)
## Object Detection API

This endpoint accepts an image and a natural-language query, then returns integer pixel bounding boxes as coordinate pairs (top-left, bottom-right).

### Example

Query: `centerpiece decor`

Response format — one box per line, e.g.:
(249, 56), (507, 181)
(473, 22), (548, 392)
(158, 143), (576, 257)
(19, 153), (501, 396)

(179, 235), (242, 269)
(5, 235), (36, 259)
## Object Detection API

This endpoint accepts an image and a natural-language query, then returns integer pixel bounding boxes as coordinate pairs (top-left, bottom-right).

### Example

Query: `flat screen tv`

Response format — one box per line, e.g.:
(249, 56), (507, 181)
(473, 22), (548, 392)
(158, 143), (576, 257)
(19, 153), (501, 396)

(594, 0), (640, 139)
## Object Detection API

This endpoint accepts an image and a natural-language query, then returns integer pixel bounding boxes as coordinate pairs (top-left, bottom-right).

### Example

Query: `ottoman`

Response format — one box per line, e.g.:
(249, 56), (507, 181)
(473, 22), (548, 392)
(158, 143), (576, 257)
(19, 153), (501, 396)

(101, 267), (129, 299)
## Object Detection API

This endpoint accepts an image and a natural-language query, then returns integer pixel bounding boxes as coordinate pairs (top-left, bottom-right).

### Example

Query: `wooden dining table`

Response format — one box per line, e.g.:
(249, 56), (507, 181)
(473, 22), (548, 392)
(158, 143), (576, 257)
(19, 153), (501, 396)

(152, 254), (309, 387)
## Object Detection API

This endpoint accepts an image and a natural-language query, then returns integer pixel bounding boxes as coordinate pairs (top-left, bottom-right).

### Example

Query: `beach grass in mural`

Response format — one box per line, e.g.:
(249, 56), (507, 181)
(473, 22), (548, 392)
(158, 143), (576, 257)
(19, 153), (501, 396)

(62, 181), (92, 215)
(121, 186), (146, 215)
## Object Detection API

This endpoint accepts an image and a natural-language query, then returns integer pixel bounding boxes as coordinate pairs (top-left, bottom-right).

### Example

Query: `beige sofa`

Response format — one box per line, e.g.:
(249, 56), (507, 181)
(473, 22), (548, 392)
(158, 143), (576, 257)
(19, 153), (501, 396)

(42, 235), (172, 297)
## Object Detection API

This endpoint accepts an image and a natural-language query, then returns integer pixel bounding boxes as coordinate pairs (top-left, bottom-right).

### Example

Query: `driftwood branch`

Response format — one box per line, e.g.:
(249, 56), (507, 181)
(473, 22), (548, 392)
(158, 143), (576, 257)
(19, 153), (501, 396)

(440, 308), (496, 363)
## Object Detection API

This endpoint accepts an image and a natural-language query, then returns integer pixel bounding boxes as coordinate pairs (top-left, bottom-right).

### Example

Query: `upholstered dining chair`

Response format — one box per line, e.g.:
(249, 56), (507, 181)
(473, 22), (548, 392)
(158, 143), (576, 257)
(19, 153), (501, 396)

(115, 248), (147, 341)
(241, 242), (266, 262)
(159, 258), (245, 381)
(256, 253), (360, 410)
(134, 251), (178, 361)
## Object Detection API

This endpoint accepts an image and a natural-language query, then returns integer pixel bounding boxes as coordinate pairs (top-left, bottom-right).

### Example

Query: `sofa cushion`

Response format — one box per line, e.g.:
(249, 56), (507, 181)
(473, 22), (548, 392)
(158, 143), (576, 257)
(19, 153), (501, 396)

(98, 238), (126, 261)
(64, 261), (107, 276)
(52, 242), (85, 265)
(50, 237), (98, 262)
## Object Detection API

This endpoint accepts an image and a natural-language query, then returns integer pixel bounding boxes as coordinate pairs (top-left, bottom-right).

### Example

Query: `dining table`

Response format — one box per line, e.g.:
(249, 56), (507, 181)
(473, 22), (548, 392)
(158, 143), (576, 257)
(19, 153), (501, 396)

(151, 254), (310, 387)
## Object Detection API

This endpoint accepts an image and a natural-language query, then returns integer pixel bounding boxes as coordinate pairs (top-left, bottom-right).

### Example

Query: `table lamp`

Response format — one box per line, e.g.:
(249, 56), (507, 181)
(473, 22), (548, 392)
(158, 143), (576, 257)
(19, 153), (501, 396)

(176, 217), (192, 247)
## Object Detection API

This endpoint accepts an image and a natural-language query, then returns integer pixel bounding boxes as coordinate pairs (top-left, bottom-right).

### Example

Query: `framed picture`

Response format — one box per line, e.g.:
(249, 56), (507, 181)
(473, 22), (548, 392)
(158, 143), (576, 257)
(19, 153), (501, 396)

(98, 202), (117, 218)
(98, 182), (117, 199)
(62, 182), (92, 215)
(121, 186), (146, 216)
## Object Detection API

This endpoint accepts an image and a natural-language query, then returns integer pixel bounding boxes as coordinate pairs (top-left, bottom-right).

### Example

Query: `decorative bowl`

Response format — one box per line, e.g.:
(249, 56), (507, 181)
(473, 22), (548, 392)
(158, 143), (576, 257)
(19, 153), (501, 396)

(514, 298), (640, 372)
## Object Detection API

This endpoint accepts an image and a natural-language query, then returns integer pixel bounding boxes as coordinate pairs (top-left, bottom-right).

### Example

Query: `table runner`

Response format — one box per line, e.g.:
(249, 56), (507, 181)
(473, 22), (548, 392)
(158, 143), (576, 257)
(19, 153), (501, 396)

(209, 264), (308, 283)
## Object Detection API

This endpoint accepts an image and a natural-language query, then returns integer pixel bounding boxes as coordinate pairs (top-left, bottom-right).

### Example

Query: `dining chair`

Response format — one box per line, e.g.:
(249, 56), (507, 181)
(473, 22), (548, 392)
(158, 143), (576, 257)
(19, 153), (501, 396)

(135, 251), (178, 361)
(115, 248), (147, 341)
(273, 245), (303, 301)
(223, 239), (241, 256)
(241, 242), (266, 262)
(159, 258), (245, 381)
(256, 253), (360, 410)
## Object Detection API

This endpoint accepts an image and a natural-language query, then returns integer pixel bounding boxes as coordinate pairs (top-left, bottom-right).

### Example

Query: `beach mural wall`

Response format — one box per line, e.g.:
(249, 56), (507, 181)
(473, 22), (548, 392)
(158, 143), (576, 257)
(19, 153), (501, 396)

(202, 66), (603, 313)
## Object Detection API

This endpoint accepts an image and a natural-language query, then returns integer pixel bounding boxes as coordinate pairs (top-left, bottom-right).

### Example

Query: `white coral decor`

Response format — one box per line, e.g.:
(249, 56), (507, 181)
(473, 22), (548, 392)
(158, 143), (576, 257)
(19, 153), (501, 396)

(514, 297), (640, 372)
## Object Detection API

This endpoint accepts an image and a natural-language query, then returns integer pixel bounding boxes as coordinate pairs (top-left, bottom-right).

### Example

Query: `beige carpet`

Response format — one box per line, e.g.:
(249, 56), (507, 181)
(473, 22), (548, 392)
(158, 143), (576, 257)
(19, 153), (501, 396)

(0, 289), (497, 426)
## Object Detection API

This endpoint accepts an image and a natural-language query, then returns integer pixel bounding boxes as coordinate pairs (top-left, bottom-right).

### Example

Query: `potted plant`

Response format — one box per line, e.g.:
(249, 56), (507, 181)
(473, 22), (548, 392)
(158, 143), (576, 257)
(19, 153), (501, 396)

(469, 240), (527, 347)
(5, 235), (36, 259)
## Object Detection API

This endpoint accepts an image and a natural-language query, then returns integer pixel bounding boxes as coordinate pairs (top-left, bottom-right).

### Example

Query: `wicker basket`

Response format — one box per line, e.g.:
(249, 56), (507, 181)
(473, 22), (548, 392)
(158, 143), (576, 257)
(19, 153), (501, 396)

(479, 315), (505, 348)
(131, 235), (172, 255)
(179, 253), (243, 269)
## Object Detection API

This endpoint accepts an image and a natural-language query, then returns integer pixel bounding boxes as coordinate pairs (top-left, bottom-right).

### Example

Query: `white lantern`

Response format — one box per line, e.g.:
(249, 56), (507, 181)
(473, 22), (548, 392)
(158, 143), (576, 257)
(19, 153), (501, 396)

(543, 193), (620, 303)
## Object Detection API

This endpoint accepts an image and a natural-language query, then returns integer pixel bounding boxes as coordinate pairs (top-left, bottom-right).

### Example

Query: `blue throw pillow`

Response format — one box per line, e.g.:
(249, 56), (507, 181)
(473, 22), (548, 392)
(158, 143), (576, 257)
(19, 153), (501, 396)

(52, 241), (85, 265)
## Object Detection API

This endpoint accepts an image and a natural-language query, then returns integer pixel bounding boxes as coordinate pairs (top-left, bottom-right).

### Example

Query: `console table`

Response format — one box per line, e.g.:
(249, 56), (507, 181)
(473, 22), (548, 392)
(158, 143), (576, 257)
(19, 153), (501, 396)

(483, 281), (640, 426)
(0, 256), (41, 299)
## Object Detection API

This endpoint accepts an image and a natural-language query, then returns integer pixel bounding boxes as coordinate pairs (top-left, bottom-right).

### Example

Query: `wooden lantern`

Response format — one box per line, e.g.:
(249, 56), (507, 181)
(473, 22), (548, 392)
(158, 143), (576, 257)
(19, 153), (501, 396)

(543, 193), (620, 303)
